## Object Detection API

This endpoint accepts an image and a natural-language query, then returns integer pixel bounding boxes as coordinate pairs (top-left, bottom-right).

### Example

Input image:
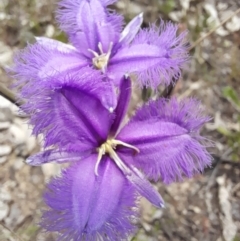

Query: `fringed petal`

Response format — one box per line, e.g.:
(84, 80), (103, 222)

(12, 41), (89, 83)
(16, 72), (115, 150)
(57, 0), (123, 55)
(109, 22), (189, 89)
(118, 13), (143, 46)
(124, 161), (164, 208)
(117, 98), (212, 184)
(41, 155), (138, 241)
(35, 37), (76, 52)
(26, 149), (92, 166)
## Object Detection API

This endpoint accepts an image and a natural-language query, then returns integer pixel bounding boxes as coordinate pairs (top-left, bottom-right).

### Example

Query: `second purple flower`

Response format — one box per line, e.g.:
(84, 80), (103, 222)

(13, 0), (188, 95)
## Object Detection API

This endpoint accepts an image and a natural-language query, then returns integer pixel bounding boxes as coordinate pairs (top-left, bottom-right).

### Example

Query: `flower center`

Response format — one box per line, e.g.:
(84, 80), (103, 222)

(96, 139), (165, 208)
(95, 139), (139, 176)
(88, 42), (113, 73)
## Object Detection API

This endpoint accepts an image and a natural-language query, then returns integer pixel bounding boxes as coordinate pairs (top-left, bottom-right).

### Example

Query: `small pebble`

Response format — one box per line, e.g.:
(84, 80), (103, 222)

(0, 122), (10, 130)
(0, 156), (7, 164)
(0, 145), (12, 156)
(0, 187), (12, 202)
(0, 201), (9, 221)
(13, 157), (24, 170)
(9, 124), (26, 145)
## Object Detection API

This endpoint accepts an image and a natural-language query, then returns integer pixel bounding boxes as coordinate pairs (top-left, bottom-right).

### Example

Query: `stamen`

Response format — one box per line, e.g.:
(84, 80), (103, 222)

(95, 145), (106, 176)
(110, 139), (140, 153)
(88, 42), (113, 71)
(105, 42), (113, 58)
(95, 139), (165, 208)
(107, 146), (131, 175)
(88, 49), (99, 57)
(95, 138), (139, 176)
(98, 42), (104, 54)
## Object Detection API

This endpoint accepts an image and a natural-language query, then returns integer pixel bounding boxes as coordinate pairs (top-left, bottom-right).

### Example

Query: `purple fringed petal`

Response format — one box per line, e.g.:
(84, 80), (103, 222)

(130, 97), (211, 131)
(118, 13), (143, 46)
(101, 0), (118, 4)
(26, 149), (92, 166)
(79, 0), (111, 52)
(117, 98), (212, 184)
(123, 160), (164, 208)
(57, 0), (123, 54)
(41, 155), (138, 241)
(17, 72), (115, 150)
(35, 37), (76, 52)
(12, 41), (89, 82)
(110, 75), (131, 136)
(109, 22), (188, 88)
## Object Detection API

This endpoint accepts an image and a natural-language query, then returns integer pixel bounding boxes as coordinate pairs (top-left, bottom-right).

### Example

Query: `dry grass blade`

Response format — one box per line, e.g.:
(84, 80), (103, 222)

(0, 223), (24, 241)
(189, 7), (240, 51)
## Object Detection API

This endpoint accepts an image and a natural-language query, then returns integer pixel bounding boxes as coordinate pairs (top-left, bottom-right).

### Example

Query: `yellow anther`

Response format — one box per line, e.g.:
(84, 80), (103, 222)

(95, 138), (139, 176)
(88, 42), (113, 72)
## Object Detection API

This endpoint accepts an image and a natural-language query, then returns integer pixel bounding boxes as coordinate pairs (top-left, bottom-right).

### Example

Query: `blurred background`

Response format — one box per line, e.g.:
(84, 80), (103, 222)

(0, 0), (240, 240)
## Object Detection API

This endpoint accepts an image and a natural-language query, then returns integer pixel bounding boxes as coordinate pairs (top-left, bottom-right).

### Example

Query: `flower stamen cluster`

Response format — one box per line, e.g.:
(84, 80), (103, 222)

(88, 42), (113, 72)
(95, 139), (140, 176)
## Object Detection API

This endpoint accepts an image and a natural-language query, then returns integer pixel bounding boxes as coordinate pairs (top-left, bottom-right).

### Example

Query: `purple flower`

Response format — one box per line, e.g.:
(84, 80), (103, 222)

(12, 0), (188, 91)
(24, 73), (211, 240)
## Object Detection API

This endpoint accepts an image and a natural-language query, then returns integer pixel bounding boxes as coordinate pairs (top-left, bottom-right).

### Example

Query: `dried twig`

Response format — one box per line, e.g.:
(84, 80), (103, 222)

(189, 8), (240, 51)
(0, 223), (24, 241)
